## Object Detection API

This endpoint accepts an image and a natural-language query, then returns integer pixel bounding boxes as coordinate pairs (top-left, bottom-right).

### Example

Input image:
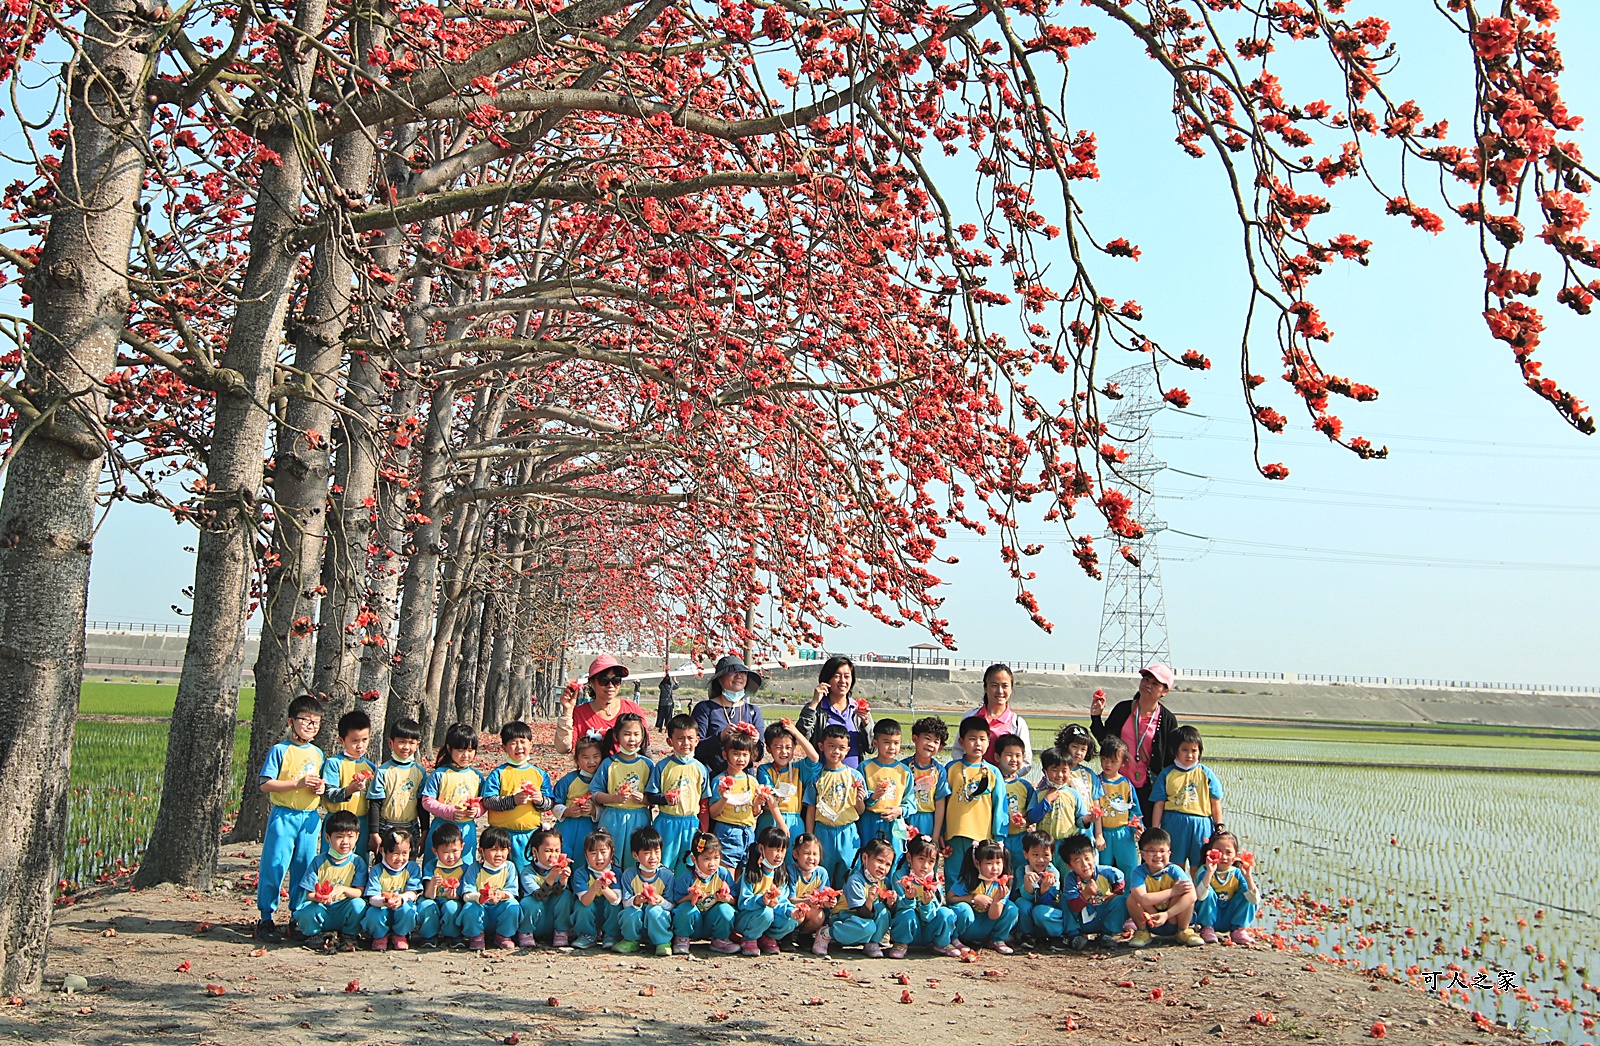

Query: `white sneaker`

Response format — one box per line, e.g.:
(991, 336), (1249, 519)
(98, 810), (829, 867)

(811, 925), (831, 956)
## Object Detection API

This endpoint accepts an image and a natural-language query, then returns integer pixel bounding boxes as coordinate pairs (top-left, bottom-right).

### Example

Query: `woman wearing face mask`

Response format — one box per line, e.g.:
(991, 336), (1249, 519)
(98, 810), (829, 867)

(557, 655), (646, 757)
(691, 655), (767, 775)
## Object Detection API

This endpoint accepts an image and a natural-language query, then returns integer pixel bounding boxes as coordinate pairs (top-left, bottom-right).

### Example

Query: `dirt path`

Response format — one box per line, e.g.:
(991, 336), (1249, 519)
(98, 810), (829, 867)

(4, 846), (1527, 1046)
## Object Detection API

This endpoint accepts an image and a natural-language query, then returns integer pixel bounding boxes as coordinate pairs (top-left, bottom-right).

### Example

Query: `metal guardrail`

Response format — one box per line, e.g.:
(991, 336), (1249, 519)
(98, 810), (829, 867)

(87, 619), (262, 638)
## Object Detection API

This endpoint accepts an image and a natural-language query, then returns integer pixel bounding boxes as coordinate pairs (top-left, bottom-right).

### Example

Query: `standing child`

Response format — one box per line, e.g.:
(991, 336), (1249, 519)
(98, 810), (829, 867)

(860, 719), (918, 864)
(422, 723), (484, 863)
(293, 810), (367, 952)
(943, 717), (1006, 873)
(616, 826), (676, 955)
(757, 718), (820, 841)
(1029, 749), (1091, 879)
(1149, 725), (1224, 874)
(789, 834), (834, 953)
(734, 826), (800, 955)
(1054, 724), (1097, 810)
(461, 825), (521, 950)
(667, 832), (738, 954)
(417, 822), (468, 947)
(256, 694), (328, 940)
(647, 714), (710, 869)
(889, 834), (961, 958)
(827, 837), (897, 957)
(481, 720), (553, 871)
(708, 726), (768, 869)
(516, 828), (575, 947)
(570, 829), (623, 949)
(361, 827), (422, 951)
(592, 714), (654, 869)
(1125, 827), (1203, 947)
(994, 733), (1036, 868)
(552, 736), (604, 858)
(949, 838), (1019, 954)
(1014, 829), (1065, 949)
(804, 725), (868, 885)
(1058, 833), (1128, 948)
(321, 710), (375, 855)
(1093, 736), (1143, 876)
(366, 717), (426, 853)
(902, 717), (951, 846)
(1194, 831), (1259, 946)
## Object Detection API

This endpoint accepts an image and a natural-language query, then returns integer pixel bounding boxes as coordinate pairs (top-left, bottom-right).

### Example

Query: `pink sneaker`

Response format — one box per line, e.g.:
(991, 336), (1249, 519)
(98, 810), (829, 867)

(934, 943), (965, 958)
(1200, 926), (1218, 945)
(552, 931), (569, 948)
(740, 939), (761, 956)
(709, 938), (740, 954)
(991, 940), (1014, 955)
(391, 935), (410, 951)
(758, 937), (780, 955)
(863, 942), (884, 958)
(515, 933), (538, 948)
(811, 925), (831, 956)
(370, 936), (389, 952)
(888, 943), (909, 959)
(496, 935), (516, 950)
(672, 936), (691, 955)
(1230, 928), (1253, 947)
(467, 935), (487, 951)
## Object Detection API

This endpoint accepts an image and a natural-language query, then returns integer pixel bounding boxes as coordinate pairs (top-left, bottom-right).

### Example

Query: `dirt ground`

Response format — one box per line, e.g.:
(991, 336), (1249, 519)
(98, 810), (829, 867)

(2, 844), (1529, 1046)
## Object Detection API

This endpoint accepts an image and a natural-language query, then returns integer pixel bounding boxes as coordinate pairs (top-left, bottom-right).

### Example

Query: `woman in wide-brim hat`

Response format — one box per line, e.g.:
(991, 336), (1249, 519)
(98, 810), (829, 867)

(690, 654), (768, 775)
(556, 654), (647, 756)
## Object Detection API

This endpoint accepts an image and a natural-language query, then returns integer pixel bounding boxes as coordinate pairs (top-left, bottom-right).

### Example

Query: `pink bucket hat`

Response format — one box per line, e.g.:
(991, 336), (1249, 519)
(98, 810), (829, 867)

(586, 654), (629, 680)
(1139, 663), (1175, 688)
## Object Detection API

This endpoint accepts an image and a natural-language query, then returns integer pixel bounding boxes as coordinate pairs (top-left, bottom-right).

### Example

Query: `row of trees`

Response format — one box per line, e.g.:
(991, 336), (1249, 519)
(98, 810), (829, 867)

(0, 0), (1592, 994)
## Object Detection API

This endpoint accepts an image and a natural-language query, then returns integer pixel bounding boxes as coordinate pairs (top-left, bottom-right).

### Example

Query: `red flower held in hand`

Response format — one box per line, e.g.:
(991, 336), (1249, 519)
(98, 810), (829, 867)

(854, 698), (871, 717)
(518, 781), (540, 796)
(312, 880), (336, 902)
(719, 775), (734, 794)
(600, 870), (617, 886)
(1205, 849), (1223, 866)
(733, 721), (760, 738)
(548, 854), (571, 872)
(1238, 851), (1255, 871)
(639, 884), (660, 905)
(877, 886), (897, 902)
(663, 788), (681, 805)
(437, 876), (460, 892)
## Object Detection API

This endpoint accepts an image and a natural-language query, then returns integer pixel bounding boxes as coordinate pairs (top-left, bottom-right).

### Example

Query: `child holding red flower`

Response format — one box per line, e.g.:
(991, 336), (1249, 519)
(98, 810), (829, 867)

(516, 828), (574, 947)
(421, 723), (484, 863)
(889, 834), (962, 957)
(709, 727), (770, 869)
(1194, 831), (1259, 946)
(570, 829), (623, 949)
(950, 838), (1019, 954)
(824, 837), (898, 957)
(321, 710), (376, 856)
(417, 821), (467, 946)
(733, 826), (800, 954)
(667, 832), (739, 954)
(646, 714), (711, 871)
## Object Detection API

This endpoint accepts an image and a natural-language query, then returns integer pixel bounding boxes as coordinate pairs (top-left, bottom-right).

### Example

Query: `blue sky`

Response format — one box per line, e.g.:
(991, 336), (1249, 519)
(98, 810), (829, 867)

(82, 4), (1600, 686)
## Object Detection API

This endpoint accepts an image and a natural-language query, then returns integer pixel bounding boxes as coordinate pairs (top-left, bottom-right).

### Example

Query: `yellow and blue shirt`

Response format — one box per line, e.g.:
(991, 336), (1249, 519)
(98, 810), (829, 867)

(1092, 771), (1141, 830)
(260, 741), (324, 811)
(1150, 762), (1224, 817)
(296, 851), (365, 902)
(465, 860), (519, 902)
(712, 769), (759, 828)
(483, 761), (551, 831)
(365, 859), (422, 899)
(322, 752), (376, 818)
(1003, 774), (1036, 839)
(758, 759), (819, 817)
(1028, 783), (1089, 840)
(667, 867), (736, 911)
(949, 874), (1011, 906)
(649, 754), (711, 818)
(1062, 864), (1125, 916)
(594, 753), (653, 810)
(861, 758), (916, 823)
(902, 757), (951, 815)
(805, 765), (866, 827)
(943, 758), (1005, 841)
(369, 759), (425, 824)
(423, 763), (483, 822)
(791, 866), (830, 904)
(1130, 861), (1191, 910)
(621, 866), (673, 906)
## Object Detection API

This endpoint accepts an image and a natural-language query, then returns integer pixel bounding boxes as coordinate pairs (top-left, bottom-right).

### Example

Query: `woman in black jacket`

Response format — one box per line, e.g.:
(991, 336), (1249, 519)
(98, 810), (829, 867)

(1090, 664), (1182, 815)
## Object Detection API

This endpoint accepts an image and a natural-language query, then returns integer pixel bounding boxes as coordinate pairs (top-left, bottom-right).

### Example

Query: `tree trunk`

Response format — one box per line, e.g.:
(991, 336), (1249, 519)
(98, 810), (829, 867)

(452, 590), (486, 729)
(0, 0), (154, 993)
(136, 0), (328, 888)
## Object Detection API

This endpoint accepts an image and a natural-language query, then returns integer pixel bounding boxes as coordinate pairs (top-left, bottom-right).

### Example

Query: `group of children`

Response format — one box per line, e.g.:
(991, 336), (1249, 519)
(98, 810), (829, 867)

(254, 693), (1259, 957)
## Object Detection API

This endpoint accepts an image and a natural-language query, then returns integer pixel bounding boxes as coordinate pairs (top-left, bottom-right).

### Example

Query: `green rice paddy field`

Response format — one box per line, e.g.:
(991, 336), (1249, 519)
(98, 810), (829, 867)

(68, 684), (1600, 1042)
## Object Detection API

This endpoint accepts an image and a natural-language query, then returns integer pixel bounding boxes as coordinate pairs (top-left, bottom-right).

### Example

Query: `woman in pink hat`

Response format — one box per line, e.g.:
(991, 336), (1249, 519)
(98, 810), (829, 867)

(556, 655), (647, 756)
(1090, 663), (1181, 814)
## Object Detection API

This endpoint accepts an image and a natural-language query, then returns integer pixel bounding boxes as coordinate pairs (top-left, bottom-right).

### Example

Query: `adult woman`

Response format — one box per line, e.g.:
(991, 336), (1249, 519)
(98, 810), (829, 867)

(691, 655), (767, 775)
(555, 654), (646, 756)
(795, 656), (869, 768)
(1090, 663), (1181, 814)
(968, 663), (1033, 768)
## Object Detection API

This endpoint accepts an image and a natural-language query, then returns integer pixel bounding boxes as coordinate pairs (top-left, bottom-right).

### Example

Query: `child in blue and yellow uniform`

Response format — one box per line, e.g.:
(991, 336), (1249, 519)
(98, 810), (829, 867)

(570, 829), (622, 949)
(418, 821), (467, 947)
(460, 825), (520, 951)
(256, 694), (328, 939)
(860, 719), (918, 864)
(825, 837), (897, 957)
(888, 834), (961, 958)
(902, 717), (951, 846)
(734, 827), (799, 955)
(592, 714), (653, 869)
(517, 828), (575, 947)
(1195, 831), (1259, 946)
(950, 838), (1019, 954)
(1029, 749), (1091, 879)
(944, 717), (1007, 873)
(994, 733), (1036, 868)
(1054, 723), (1098, 812)
(668, 832), (738, 954)
(647, 715), (710, 869)
(481, 720), (553, 872)
(1093, 736), (1143, 876)
(1149, 725), (1224, 874)
(757, 719), (820, 841)
(294, 810), (367, 951)
(616, 826), (676, 955)
(422, 723), (484, 863)
(1126, 826), (1203, 947)
(790, 834), (833, 950)
(1059, 833), (1128, 948)
(552, 735), (604, 858)
(710, 727), (769, 869)
(362, 827), (422, 950)
(804, 725), (868, 885)
(367, 717), (425, 851)
(1015, 829), (1065, 948)
(321, 710), (376, 856)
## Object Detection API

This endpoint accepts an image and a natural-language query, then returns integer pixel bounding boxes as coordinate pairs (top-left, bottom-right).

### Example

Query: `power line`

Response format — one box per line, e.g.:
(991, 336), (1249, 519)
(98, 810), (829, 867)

(1159, 467), (1600, 515)
(1162, 527), (1600, 571)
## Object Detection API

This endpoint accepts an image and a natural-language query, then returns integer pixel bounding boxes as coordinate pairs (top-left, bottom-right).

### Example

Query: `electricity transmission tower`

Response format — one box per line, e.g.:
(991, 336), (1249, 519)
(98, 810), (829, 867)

(1094, 364), (1172, 672)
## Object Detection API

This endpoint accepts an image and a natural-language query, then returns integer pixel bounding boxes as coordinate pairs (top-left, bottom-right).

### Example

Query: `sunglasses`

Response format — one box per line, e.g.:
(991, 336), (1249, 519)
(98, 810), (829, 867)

(593, 674), (626, 686)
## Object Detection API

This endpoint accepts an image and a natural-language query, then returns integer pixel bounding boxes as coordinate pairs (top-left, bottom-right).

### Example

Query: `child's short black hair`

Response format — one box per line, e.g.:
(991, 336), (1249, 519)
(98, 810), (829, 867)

(791, 832), (822, 858)
(722, 729), (762, 762)
(1039, 748), (1067, 772)
(479, 826), (513, 853)
(820, 723), (851, 743)
(903, 834), (939, 864)
(376, 827), (412, 855)
(430, 821), (463, 848)
(585, 829), (616, 859)
(957, 715), (990, 740)
(911, 716), (948, 744)
(337, 710), (371, 737)
(1054, 723), (1092, 755)
(857, 837), (894, 866)
(500, 720), (533, 744)
(1059, 833), (1096, 861)
(287, 694), (324, 720)
(573, 735), (604, 760)
(437, 723), (478, 768)
(873, 718), (902, 738)
(667, 714), (697, 736)
(630, 825), (663, 854)
(387, 716), (422, 741)
(1210, 830), (1238, 852)
(993, 732), (1026, 756)
(1173, 724), (1204, 755)
(1138, 827), (1172, 851)
(1021, 829), (1054, 855)
(325, 810), (361, 836)
(1099, 735), (1129, 761)
(529, 828), (559, 852)
(764, 721), (793, 746)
